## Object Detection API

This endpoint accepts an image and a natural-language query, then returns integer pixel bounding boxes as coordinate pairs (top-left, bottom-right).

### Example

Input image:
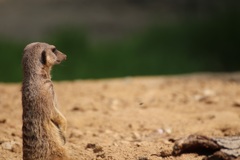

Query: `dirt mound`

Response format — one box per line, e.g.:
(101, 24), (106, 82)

(1, 73), (240, 160)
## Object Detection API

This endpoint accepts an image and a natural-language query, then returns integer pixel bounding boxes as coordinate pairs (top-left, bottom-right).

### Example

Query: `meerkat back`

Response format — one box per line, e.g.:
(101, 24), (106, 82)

(21, 42), (69, 160)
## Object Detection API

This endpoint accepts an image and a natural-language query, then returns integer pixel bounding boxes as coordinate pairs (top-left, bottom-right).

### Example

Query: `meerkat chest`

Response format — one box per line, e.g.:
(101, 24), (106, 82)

(42, 80), (55, 99)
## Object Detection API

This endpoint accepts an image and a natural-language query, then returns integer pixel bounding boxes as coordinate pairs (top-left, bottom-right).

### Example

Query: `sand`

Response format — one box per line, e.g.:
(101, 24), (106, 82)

(1, 73), (240, 160)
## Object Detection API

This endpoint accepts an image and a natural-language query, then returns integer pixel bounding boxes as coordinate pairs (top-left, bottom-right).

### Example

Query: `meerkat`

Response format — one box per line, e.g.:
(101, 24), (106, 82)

(21, 42), (69, 160)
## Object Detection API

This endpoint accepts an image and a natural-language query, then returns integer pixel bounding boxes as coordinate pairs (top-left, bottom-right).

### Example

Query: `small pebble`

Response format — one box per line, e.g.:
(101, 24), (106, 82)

(0, 119), (6, 124)
(93, 146), (103, 153)
(138, 157), (148, 160)
(233, 100), (240, 107)
(85, 143), (96, 149)
(1, 141), (13, 150)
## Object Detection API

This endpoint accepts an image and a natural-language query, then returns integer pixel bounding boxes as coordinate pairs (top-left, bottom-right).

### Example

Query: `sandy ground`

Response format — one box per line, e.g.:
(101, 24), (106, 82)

(1, 73), (240, 160)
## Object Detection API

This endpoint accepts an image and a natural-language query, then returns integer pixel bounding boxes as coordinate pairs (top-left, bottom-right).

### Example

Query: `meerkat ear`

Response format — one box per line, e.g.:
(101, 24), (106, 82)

(41, 50), (47, 65)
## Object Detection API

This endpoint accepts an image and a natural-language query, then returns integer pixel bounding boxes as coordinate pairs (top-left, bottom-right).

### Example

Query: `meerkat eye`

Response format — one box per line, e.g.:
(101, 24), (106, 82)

(52, 48), (57, 54)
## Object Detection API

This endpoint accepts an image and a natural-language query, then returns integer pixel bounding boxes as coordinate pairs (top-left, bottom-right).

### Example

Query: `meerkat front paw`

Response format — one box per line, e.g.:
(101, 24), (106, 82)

(51, 119), (67, 144)
(59, 129), (67, 144)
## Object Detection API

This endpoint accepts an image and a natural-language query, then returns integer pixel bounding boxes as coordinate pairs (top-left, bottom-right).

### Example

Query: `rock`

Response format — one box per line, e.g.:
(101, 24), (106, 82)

(85, 143), (96, 149)
(165, 128), (172, 134)
(1, 141), (20, 152)
(0, 119), (6, 124)
(71, 106), (85, 112)
(233, 100), (240, 107)
(132, 132), (141, 140)
(159, 149), (173, 157)
(194, 94), (218, 104)
(173, 134), (240, 159)
(138, 157), (148, 160)
(85, 143), (104, 153)
(93, 146), (103, 153)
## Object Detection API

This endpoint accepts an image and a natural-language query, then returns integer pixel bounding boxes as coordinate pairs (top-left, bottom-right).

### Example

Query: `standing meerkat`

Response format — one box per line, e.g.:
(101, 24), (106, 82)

(21, 42), (69, 160)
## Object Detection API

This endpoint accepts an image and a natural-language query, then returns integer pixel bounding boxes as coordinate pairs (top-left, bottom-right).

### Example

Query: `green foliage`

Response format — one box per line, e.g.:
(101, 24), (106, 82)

(0, 40), (24, 82)
(0, 13), (239, 82)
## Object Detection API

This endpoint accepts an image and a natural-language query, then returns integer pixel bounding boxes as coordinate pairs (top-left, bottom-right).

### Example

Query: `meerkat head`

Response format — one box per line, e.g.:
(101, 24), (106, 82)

(22, 42), (67, 75)
(40, 44), (67, 67)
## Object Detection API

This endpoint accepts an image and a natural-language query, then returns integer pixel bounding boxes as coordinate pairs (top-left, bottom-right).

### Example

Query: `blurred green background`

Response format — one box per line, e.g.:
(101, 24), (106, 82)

(0, 0), (239, 82)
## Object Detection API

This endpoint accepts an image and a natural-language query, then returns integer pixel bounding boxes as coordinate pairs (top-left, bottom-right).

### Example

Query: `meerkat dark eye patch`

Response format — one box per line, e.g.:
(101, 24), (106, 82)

(41, 50), (47, 65)
(52, 48), (57, 54)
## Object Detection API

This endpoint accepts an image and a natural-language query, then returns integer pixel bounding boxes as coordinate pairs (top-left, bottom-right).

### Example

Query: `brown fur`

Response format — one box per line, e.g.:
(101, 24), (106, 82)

(21, 42), (69, 160)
